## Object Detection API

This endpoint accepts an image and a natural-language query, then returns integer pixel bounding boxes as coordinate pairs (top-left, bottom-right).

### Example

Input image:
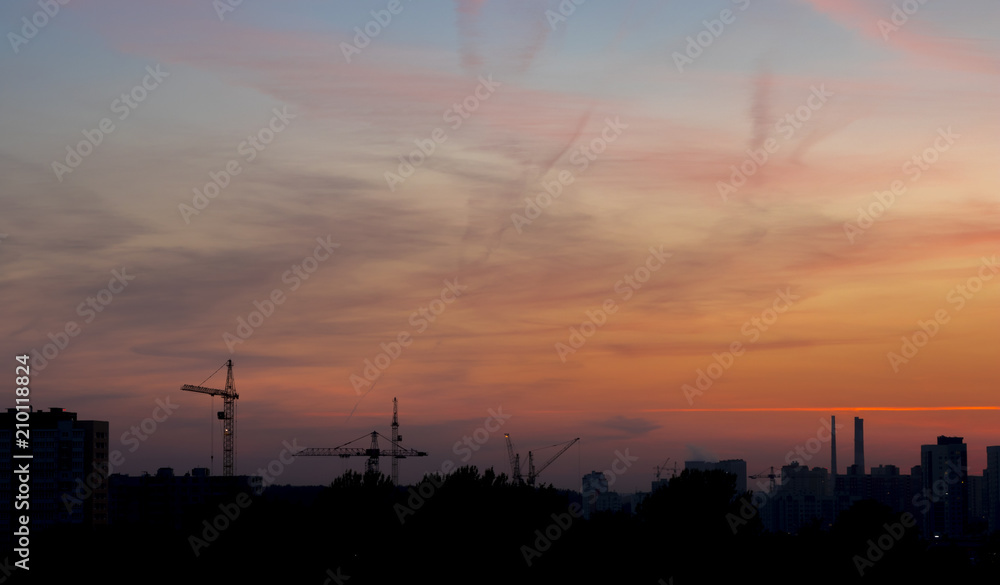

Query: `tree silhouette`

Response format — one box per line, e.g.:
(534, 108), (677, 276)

(636, 469), (759, 580)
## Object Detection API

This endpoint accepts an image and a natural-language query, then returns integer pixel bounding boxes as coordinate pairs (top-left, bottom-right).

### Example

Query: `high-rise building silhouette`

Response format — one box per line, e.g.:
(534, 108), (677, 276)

(987, 445), (1000, 533)
(853, 416), (864, 475)
(582, 471), (609, 519)
(684, 459), (747, 494)
(968, 474), (987, 531)
(767, 462), (836, 533)
(0, 407), (109, 546)
(830, 415), (837, 476)
(869, 464), (909, 514)
(920, 436), (967, 538)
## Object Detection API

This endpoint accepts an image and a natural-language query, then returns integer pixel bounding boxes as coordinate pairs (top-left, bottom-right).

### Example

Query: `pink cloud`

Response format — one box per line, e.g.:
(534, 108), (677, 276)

(798, 0), (1000, 75)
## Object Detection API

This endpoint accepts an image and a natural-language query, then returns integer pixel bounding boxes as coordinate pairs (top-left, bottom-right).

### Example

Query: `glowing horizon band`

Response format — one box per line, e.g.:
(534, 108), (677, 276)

(644, 406), (1000, 412)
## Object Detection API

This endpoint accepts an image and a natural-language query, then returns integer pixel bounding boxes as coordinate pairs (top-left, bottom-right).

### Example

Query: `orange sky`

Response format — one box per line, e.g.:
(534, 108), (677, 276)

(2, 0), (998, 491)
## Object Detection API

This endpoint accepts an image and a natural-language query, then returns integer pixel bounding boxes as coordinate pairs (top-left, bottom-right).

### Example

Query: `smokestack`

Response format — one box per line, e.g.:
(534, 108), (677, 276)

(854, 416), (865, 475)
(831, 415), (837, 476)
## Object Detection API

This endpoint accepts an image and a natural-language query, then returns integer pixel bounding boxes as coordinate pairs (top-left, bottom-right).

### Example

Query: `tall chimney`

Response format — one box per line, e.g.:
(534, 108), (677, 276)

(831, 415), (837, 476)
(854, 416), (865, 475)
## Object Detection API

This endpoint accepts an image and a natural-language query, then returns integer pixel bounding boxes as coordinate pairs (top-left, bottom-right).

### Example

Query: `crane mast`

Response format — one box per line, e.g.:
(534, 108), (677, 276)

(749, 466), (780, 492)
(367, 431), (381, 475)
(391, 397), (400, 485)
(527, 438), (579, 486)
(505, 434), (578, 486)
(181, 360), (239, 476)
(295, 398), (427, 485)
(505, 434), (522, 484)
(654, 458), (678, 480)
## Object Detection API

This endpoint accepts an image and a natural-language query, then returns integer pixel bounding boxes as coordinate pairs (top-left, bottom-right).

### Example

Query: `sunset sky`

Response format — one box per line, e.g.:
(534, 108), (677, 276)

(2, 0), (998, 492)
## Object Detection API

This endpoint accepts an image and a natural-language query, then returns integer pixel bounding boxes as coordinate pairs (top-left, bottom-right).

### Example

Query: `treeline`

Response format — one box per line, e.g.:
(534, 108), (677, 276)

(11, 467), (1000, 583)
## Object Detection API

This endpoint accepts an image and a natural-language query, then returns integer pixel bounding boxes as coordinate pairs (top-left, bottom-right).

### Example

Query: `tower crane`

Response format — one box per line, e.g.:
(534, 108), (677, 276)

(527, 438), (580, 486)
(654, 458), (678, 481)
(749, 466), (780, 492)
(181, 359), (239, 476)
(504, 433), (522, 484)
(391, 397), (401, 486)
(294, 397), (427, 485)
